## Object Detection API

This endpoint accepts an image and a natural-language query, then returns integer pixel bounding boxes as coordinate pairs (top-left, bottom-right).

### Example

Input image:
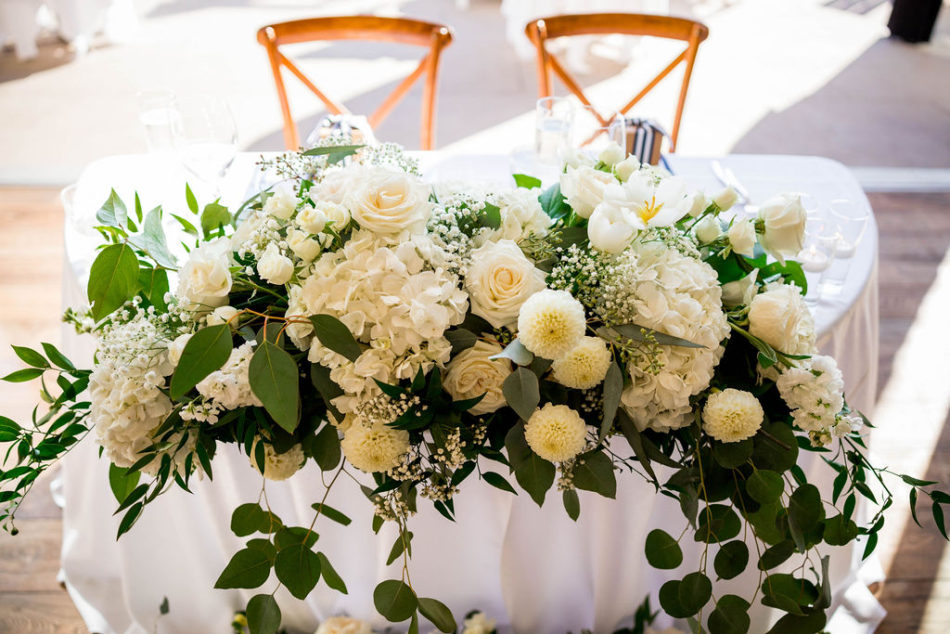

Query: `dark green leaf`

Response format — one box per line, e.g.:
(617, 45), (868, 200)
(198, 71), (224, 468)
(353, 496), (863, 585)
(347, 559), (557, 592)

(317, 552), (347, 593)
(116, 502), (143, 539)
(645, 528), (683, 569)
(246, 594), (281, 634)
(12, 346), (47, 369)
(311, 502), (351, 526)
(572, 451), (617, 499)
(765, 610), (826, 634)
(714, 541), (749, 580)
(933, 501), (948, 540)
(600, 362), (622, 441)
(231, 503), (281, 536)
(88, 243), (140, 320)
(563, 488), (580, 521)
(374, 579), (418, 622)
(617, 409), (657, 484)
(659, 580), (692, 619)
(539, 183), (570, 220)
(169, 325), (232, 399)
(695, 504), (741, 543)
(445, 328), (477, 354)
(502, 367), (540, 422)
(1, 368), (44, 383)
(788, 484), (825, 541)
(249, 341), (301, 433)
(747, 469), (785, 505)
(597, 323), (705, 349)
(758, 540), (796, 570)
(309, 314), (362, 363)
(677, 572), (712, 616)
(713, 439), (753, 468)
(386, 531), (414, 566)
(310, 364), (344, 421)
(418, 597), (456, 633)
(275, 544), (321, 599)
(214, 548), (272, 589)
(823, 514), (858, 546)
(708, 595), (750, 634)
(311, 422), (342, 471)
(40, 343), (74, 371)
(483, 471), (517, 495)
(274, 526), (318, 549)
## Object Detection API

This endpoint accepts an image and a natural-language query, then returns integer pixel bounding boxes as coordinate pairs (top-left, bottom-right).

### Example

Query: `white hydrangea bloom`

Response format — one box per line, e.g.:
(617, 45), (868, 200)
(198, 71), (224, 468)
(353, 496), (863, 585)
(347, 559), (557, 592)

(196, 342), (263, 411)
(776, 354), (845, 433)
(489, 187), (552, 243)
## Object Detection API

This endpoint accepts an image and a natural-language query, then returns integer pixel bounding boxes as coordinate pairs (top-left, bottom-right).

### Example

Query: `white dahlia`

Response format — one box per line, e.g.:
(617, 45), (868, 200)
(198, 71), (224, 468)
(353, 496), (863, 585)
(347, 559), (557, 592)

(251, 442), (306, 481)
(341, 421), (410, 473)
(524, 403), (588, 463)
(516, 289), (587, 360)
(551, 336), (612, 389)
(702, 388), (764, 442)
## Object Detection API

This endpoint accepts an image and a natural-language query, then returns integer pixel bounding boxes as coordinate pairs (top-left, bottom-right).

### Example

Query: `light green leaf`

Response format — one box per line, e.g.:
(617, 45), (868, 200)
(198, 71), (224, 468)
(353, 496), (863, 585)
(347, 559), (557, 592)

(40, 342), (74, 371)
(249, 341), (301, 433)
(108, 464), (140, 505)
(96, 189), (128, 228)
(185, 184), (199, 214)
(490, 339), (534, 367)
(201, 202), (231, 239)
(169, 325), (232, 399)
(418, 597), (456, 633)
(129, 206), (177, 268)
(512, 173), (542, 189)
(88, 243), (140, 320)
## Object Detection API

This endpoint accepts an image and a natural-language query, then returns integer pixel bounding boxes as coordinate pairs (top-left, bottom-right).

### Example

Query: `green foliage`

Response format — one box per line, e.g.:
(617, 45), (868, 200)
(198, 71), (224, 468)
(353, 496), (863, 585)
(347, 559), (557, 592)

(417, 597), (456, 633)
(248, 341), (300, 433)
(505, 424), (554, 506)
(169, 325), (232, 399)
(246, 594), (281, 634)
(108, 464), (140, 504)
(645, 529), (683, 569)
(87, 244), (140, 321)
(512, 173), (542, 189)
(713, 541), (748, 580)
(502, 367), (540, 422)
(572, 451), (617, 498)
(309, 314), (362, 362)
(374, 579), (418, 622)
(214, 548), (273, 589)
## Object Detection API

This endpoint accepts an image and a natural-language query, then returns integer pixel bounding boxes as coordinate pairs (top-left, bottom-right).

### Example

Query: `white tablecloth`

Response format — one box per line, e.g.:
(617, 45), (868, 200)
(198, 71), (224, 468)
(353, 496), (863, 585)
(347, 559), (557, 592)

(58, 153), (882, 634)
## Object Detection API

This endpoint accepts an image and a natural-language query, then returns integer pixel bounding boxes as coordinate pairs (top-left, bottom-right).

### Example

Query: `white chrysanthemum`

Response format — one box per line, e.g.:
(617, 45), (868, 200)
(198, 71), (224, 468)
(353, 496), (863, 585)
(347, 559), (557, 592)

(524, 403), (588, 463)
(251, 442), (306, 481)
(551, 336), (612, 389)
(196, 342), (263, 411)
(341, 421), (410, 473)
(612, 239), (731, 432)
(702, 389), (764, 443)
(776, 354), (845, 432)
(315, 617), (372, 634)
(517, 289), (587, 360)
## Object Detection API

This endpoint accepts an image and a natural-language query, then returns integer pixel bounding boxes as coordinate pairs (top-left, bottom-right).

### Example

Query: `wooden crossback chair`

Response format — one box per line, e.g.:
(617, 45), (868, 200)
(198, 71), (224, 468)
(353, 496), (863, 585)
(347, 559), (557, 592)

(525, 13), (708, 151)
(257, 16), (453, 150)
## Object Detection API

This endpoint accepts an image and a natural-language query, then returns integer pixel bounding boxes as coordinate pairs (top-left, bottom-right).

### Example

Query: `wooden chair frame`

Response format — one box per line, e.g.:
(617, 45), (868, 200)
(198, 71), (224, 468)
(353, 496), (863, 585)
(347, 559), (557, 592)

(257, 16), (453, 150)
(525, 13), (708, 151)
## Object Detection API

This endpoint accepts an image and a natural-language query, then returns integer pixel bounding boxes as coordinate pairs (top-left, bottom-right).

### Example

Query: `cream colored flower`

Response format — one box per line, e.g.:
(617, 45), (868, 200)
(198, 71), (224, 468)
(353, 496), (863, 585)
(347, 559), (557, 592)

(314, 616), (372, 634)
(524, 403), (588, 462)
(688, 192), (710, 217)
(465, 239), (546, 328)
(264, 182), (299, 220)
(694, 215), (722, 244)
(713, 186), (738, 211)
(702, 388), (764, 442)
(516, 289), (587, 360)
(758, 193), (807, 263)
(176, 237), (232, 310)
(721, 269), (759, 308)
(312, 169), (351, 205)
(444, 340), (512, 415)
(614, 156), (640, 181)
(728, 218), (756, 257)
(598, 141), (625, 167)
(560, 165), (616, 218)
(344, 165), (431, 234)
(295, 204), (328, 234)
(748, 283), (816, 355)
(588, 199), (638, 254)
(287, 229), (322, 262)
(462, 611), (497, 634)
(250, 441), (306, 481)
(206, 305), (239, 327)
(552, 336), (612, 389)
(341, 421), (410, 473)
(257, 243), (294, 285)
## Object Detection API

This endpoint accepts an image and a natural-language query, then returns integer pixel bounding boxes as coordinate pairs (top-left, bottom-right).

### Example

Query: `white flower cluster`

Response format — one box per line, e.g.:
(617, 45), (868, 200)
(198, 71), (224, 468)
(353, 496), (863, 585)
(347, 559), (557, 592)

(180, 342), (263, 423)
(776, 354), (845, 435)
(608, 239), (730, 432)
(489, 187), (553, 243)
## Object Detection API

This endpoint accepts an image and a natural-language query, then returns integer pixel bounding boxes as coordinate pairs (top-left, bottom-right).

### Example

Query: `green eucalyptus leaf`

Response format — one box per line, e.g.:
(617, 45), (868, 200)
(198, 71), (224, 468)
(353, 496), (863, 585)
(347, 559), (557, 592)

(310, 422), (342, 471)
(309, 314), (362, 363)
(246, 594), (281, 634)
(747, 469), (785, 505)
(758, 539), (796, 570)
(317, 552), (347, 593)
(708, 595), (750, 634)
(563, 488), (580, 521)
(275, 543), (321, 599)
(713, 439), (753, 469)
(714, 541), (749, 580)
(249, 341), (300, 433)
(374, 579), (418, 622)
(600, 361), (622, 441)
(417, 597), (456, 633)
(645, 528), (683, 569)
(659, 580), (692, 619)
(214, 548), (272, 589)
(678, 572), (712, 616)
(572, 451), (617, 499)
(169, 325), (232, 399)
(502, 367), (540, 422)
(597, 323), (705, 349)
(311, 502), (351, 526)
(823, 514), (858, 546)
(483, 471), (517, 495)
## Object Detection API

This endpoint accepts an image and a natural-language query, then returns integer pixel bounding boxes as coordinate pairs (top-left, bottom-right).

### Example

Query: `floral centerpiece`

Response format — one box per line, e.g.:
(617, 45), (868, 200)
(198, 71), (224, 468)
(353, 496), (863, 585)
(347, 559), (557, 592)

(1, 141), (948, 634)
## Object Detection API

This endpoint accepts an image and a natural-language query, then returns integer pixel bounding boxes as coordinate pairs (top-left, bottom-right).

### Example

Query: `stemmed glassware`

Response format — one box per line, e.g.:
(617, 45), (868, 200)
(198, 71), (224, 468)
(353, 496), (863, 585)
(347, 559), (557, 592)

(171, 97), (238, 198)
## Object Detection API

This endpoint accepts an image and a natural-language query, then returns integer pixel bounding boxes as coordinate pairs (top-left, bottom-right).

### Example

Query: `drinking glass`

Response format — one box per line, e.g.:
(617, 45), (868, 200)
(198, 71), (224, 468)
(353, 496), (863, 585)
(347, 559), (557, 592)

(576, 106), (626, 157)
(798, 217), (837, 305)
(305, 113), (378, 149)
(829, 198), (869, 258)
(172, 97), (238, 197)
(136, 89), (179, 152)
(535, 97), (574, 163)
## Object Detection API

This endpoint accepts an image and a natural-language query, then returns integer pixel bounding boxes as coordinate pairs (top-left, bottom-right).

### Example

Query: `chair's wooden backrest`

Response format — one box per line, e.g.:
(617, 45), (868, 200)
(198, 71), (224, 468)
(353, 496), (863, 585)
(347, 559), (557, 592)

(257, 16), (453, 150)
(525, 13), (708, 151)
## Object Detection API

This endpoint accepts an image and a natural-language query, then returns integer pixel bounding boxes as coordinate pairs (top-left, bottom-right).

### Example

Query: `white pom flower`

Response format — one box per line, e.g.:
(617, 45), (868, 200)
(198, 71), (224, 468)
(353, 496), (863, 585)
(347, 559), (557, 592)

(314, 616), (372, 634)
(551, 336), (612, 389)
(524, 403), (588, 463)
(516, 289), (587, 360)
(257, 243), (294, 285)
(251, 442), (306, 481)
(341, 421), (410, 473)
(702, 388), (764, 442)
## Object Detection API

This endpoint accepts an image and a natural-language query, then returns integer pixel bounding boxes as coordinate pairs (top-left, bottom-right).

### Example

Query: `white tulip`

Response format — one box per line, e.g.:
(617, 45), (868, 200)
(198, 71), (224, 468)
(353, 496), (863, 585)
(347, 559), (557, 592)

(559, 165), (616, 219)
(598, 141), (626, 167)
(588, 201), (637, 253)
(614, 156), (641, 181)
(713, 186), (739, 211)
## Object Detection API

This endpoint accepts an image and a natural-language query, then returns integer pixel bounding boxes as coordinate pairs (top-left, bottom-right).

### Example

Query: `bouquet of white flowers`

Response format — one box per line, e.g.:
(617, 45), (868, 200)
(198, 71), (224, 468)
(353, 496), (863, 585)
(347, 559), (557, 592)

(1, 141), (947, 634)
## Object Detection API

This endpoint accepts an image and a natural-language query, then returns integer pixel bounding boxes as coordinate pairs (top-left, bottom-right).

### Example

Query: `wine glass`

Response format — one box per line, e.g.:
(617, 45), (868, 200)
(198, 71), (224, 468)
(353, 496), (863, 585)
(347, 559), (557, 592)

(136, 89), (178, 152)
(305, 113), (378, 149)
(829, 198), (869, 258)
(172, 97), (238, 198)
(535, 97), (574, 163)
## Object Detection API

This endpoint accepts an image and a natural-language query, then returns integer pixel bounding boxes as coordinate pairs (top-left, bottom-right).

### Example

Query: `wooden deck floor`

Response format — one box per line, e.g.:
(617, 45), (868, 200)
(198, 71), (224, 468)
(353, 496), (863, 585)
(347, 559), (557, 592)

(0, 187), (948, 633)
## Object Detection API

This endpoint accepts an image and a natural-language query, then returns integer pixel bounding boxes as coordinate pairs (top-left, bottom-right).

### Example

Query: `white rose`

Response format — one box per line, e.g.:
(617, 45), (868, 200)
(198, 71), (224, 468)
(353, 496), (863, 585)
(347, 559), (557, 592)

(492, 188), (552, 242)
(713, 186), (738, 211)
(176, 237), (232, 310)
(728, 218), (756, 257)
(257, 244), (294, 285)
(287, 229), (322, 262)
(598, 141), (625, 166)
(588, 199), (637, 253)
(231, 210), (264, 249)
(694, 215), (722, 244)
(560, 147), (597, 169)
(688, 192), (710, 217)
(312, 169), (351, 205)
(721, 269), (758, 307)
(167, 333), (192, 367)
(559, 165), (615, 218)
(748, 283), (816, 355)
(444, 340), (512, 415)
(465, 240), (546, 328)
(614, 156), (640, 181)
(206, 305), (239, 327)
(314, 616), (372, 634)
(344, 165), (431, 234)
(321, 201), (351, 228)
(263, 182), (298, 220)
(758, 193), (807, 263)
(295, 205), (328, 234)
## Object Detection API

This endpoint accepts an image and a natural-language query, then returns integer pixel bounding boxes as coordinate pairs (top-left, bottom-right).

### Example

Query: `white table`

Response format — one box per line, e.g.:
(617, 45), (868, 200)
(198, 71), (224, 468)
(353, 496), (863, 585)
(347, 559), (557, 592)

(58, 153), (882, 634)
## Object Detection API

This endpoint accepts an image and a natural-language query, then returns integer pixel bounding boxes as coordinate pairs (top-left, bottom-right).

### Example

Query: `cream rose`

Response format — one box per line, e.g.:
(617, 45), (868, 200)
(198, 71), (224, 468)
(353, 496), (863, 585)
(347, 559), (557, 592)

(694, 215), (722, 244)
(614, 156), (640, 181)
(257, 244), (294, 285)
(287, 229), (322, 262)
(721, 269), (758, 308)
(312, 169), (351, 205)
(295, 205), (327, 234)
(728, 219), (756, 257)
(344, 165), (431, 234)
(465, 240), (546, 328)
(713, 186), (739, 211)
(176, 237), (232, 310)
(758, 193), (807, 263)
(748, 283), (816, 355)
(263, 182), (298, 220)
(167, 333), (192, 367)
(444, 340), (512, 415)
(559, 165), (616, 218)
(314, 617), (372, 634)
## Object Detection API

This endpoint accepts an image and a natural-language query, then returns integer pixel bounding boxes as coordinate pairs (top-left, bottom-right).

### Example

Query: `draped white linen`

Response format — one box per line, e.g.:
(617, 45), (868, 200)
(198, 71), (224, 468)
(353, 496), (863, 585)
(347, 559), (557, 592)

(57, 152), (882, 634)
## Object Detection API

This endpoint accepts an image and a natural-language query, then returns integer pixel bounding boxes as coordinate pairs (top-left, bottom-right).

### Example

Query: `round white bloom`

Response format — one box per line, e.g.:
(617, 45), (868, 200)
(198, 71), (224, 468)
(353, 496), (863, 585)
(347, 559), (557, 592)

(465, 239), (546, 329)
(559, 165), (616, 218)
(491, 187), (552, 243)
(688, 193), (710, 217)
(462, 611), (497, 634)
(295, 204), (328, 234)
(321, 200), (351, 229)
(197, 342), (263, 411)
(251, 442), (306, 481)
(444, 340), (512, 415)
(257, 243), (294, 285)
(524, 403), (588, 463)
(315, 616), (372, 634)
(758, 193), (807, 263)
(776, 354), (845, 432)
(749, 283), (816, 355)
(231, 210), (265, 249)
(264, 182), (299, 220)
(312, 168), (352, 205)
(728, 219), (757, 257)
(703, 388), (764, 442)
(713, 186), (739, 211)
(517, 289), (587, 360)
(560, 147), (597, 169)
(344, 165), (431, 234)
(176, 237), (232, 310)
(552, 336), (612, 389)
(287, 228), (322, 262)
(694, 215), (722, 244)
(721, 269), (759, 308)
(206, 305), (239, 327)
(588, 199), (638, 253)
(168, 333), (192, 367)
(614, 156), (641, 182)
(341, 421), (410, 473)
(598, 141), (626, 167)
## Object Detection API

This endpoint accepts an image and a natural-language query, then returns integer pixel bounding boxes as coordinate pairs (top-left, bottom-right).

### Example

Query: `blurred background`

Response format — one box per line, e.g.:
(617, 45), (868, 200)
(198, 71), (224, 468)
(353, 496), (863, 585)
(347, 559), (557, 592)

(0, 0), (948, 632)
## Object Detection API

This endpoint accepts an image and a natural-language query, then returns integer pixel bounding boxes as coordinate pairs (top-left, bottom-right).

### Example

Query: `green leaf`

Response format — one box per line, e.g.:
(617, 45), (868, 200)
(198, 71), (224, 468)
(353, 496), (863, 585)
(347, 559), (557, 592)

(374, 579), (418, 622)
(539, 183), (570, 220)
(185, 184), (199, 214)
(563, 488), (580, 521)
(274, 526), (318, 549)
(600, 362), (622, 441)
(758, 540), (796, 570)
(246, 594), (281, 634)
(88, 243), (141, 320)
(645, 528), (683, 569)
(713, 439), (753, 468)
(201, 202), (231, 238)
(677, 572), (712, 617)
(97, 189), (128, 228)
(172, 213), (199, 236)
(445, 328), (477, 354)
(302, 144), (365, 165)
(309, 314), (362, 363)
(708, 595), (751, 634)
(138, 267), (169, 310)
(572, 451), (617, 499)
(695, 504), (741, 543)
(765, 610), (826, 634)
(747, 469), (785, 505)
(823, 514), (858, 546)
(129, 206), (177, 268)
(418, 597), (456, 633)
(231, 503), (281, 537)
(513, 173), (542, 189)
(714, 541), (749, 580)
(788, 484), (825, 544)
(310, 364), (344, 421)
(214, 548), (272, 589)
(12, 346), (48, 369)
(310, 423), (342, 471)
(480, 202), (501, 229)
(1, 368), (44, 383)
(597, 323), (705, 349)
(659, 580), (693, 618)
(760, 574), (818, 616)
(169, 325), (232, 399)
(316, 552), (347, 594)
(901, 474), (938, 487)
(275, 543), (321, 599)
(933, 501), (948, 540)
(752, 421), (799, 473)
(483, 471), (517, 495)
(0, 416), (20, 442)
(108, 464), (140, 505)
(40, 343), (74, 371)
(502, 367), (540, 422)
(246, 539), (277, 562)
(249, 341), (301, 433)
(617, 409), (657, 484)
(490, 339), (534, 367)
(386, 530), (414, 566)
(311, 502), (351, 526)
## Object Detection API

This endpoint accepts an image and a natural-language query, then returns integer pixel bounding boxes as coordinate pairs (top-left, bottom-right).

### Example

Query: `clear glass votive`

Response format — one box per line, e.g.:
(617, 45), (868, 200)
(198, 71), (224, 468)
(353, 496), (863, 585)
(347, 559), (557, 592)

(535, 97), (574, 163)
(799, 217), (837, 305)
(829, 198), (869, 259)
